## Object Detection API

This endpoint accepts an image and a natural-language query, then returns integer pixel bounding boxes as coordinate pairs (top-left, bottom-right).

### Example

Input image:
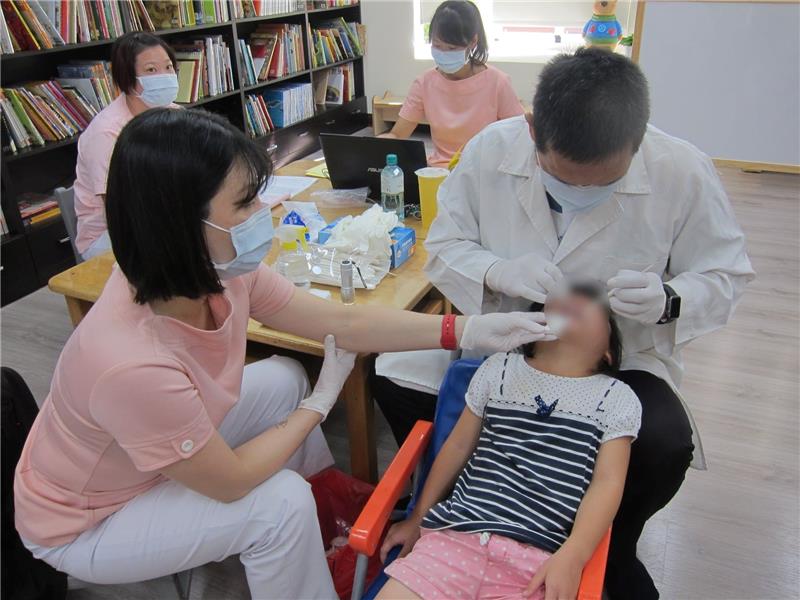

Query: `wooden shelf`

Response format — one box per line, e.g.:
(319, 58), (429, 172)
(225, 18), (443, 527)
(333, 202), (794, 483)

(307, 4), (360, 14)
(182, 89), (241, 107)
(3, 135), (80, 163)
(0, 21), (234, 61)
(243, 70), (312, 93)
(312, 55), (363, 72)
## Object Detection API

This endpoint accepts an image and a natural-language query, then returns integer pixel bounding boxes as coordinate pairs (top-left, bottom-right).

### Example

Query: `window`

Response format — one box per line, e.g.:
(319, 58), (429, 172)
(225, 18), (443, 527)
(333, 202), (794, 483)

(414, 1), (638, 63)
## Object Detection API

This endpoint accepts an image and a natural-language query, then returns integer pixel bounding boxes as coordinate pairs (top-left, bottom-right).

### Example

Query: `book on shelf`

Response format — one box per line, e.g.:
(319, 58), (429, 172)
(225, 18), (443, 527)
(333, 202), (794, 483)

(56, 60), (117, 110)
(230, 0), (304, 18)
(310, 18), (363, 68)
(262, 82), (313, 128)
(316, 62), (354, 106)
(246, 23), (305, 81)
(308, 0), (359, 9)
(174, 35), (233, 102)
(17, 191), (59, 225)
(0, 211), (8, 236)
(0, 79), (100, 153)
(244, 92), (274, 138)
(0, 0), (236, 52)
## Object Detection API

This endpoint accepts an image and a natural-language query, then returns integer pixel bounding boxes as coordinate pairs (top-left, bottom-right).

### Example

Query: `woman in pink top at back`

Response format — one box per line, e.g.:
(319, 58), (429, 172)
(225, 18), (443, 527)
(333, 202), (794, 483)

(74, 32), (180, 259)
(14, 109), (557, 598)
(382, 0), (524, 167)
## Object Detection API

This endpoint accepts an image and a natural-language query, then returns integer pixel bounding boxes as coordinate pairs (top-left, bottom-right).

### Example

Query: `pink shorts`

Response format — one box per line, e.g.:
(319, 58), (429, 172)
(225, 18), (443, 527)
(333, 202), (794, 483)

(384, 528), (551, 600)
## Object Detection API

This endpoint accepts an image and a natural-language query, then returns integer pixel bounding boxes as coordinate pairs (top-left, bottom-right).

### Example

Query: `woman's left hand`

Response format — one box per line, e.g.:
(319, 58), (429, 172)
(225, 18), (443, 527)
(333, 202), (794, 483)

(460, 312), (557, 353)
(523, 546), (584, 599)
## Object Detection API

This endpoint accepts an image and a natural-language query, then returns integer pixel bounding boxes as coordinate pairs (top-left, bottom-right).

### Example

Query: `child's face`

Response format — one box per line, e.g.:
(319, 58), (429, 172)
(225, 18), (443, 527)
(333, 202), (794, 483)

(544, 290), (611, 360)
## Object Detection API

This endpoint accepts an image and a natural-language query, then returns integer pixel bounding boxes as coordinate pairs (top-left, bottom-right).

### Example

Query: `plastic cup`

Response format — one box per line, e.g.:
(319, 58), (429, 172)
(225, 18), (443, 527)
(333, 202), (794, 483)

(415, 167), (450, 230)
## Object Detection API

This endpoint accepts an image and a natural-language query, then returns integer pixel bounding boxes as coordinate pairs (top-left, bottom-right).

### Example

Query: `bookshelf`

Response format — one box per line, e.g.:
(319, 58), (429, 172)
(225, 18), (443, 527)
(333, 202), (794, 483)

(1, 1), (367, 306)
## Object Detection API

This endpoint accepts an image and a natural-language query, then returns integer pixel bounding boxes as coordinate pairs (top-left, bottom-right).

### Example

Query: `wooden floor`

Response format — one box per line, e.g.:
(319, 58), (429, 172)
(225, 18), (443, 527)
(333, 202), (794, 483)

(2, 166), (798, 599)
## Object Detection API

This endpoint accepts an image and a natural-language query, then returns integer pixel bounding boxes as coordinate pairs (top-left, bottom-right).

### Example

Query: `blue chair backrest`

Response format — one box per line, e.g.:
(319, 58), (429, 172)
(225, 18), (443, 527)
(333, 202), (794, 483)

(407, 358), (484, 515)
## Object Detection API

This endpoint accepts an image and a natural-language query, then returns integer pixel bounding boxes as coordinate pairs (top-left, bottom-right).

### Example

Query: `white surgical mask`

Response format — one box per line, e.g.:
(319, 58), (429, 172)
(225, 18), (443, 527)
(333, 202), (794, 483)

(537, 153), (619, 213)
(431, 47), (469, 74)
(136, 73), (179, 107)
(203, 205), (274, 280)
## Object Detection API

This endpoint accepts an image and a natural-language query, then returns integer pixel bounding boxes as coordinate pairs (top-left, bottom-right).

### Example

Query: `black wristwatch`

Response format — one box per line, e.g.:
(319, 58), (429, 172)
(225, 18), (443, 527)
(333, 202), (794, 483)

(658, 284), (681, 324)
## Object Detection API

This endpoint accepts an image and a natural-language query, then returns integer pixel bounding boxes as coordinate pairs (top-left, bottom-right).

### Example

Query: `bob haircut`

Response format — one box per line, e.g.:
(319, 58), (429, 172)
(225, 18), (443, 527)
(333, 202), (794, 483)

(110, 31), (177, 95)
(106, 108), (272, 304)
(429, 0), (488, 66)
(523, 281), (623, 376)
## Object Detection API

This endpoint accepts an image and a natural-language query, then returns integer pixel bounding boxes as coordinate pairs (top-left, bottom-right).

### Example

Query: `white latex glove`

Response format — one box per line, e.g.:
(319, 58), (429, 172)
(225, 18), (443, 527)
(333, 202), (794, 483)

(298, 335), (357, 421)
(485, 254), (564, 304)
(460, 312), (557, 353)
(607, 270), (667, 324)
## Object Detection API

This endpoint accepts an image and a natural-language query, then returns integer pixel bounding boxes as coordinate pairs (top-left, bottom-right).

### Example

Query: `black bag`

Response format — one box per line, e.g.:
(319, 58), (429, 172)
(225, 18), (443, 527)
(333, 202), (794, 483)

(1, 367), (67, 600)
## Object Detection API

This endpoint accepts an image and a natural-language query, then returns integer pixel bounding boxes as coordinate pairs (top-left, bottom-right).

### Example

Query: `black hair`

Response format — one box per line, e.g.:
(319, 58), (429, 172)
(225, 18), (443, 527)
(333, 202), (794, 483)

(111, 31), (177, 94)
(532, 47), (650, 163)
(522, 281), (623, 376)
(106, 108), (272, 305)
(429, 0), (488, 66)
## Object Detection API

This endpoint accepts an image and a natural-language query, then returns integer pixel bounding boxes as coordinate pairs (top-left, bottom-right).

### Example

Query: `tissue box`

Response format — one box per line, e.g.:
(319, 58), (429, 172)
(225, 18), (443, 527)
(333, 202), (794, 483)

(390, 227), (416, 269)
(317, 218), (344, 245)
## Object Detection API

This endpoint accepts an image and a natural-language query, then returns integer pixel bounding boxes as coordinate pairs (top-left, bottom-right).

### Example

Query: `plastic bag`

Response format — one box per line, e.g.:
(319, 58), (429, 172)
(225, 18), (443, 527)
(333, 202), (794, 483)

(310, 186), (371, 207)
(308, 243), (390, 290)
(281, 201), (328, 243)
(309, 468), (386, 600)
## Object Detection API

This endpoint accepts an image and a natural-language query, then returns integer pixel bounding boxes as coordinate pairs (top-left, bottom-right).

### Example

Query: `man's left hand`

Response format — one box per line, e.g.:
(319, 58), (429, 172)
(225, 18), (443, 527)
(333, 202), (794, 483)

(607, 270), (666, 324)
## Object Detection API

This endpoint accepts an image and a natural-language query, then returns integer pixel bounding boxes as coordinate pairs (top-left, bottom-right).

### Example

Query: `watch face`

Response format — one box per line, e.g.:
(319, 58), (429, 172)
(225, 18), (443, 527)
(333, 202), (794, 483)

(670, 295), (682, 318)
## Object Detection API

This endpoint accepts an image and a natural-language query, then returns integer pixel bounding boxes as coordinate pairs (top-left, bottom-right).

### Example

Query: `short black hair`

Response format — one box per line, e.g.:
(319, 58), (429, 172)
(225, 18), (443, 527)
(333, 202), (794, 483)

(523, 281), (623, 376)
(106, 108), (272, 304)
(533, 47), (650, 163)
(429, 0), (488, 66)
(110, 31), (177, 94)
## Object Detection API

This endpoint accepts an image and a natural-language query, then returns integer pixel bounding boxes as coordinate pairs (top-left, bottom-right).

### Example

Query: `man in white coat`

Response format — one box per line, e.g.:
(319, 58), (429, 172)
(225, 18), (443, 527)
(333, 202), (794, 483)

(378, 48), (754, 598)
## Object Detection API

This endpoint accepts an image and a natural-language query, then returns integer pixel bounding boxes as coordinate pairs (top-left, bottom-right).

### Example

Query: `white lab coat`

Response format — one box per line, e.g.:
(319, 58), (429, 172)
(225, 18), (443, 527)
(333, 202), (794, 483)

(409, 115), (755, 468)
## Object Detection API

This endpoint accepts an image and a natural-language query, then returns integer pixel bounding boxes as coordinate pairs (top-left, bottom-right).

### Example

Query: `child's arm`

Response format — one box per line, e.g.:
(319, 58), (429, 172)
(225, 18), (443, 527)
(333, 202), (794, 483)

(524, 436), (633, 598)
(379, 406), (483, 561)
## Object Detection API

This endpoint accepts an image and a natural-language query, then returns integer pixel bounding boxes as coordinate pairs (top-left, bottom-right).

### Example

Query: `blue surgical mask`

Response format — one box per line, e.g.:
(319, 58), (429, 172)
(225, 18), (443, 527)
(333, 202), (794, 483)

(136, 73), (179, 107)
(203, 205), (274, 280)
(431, 47), (468, 74)
(538, 156), (619, 213)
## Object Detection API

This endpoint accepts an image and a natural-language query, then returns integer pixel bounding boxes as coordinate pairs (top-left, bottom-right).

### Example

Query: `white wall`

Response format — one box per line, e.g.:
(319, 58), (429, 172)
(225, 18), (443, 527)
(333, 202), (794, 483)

(362, 0), (544, 107)
(638, 2), (800, 166)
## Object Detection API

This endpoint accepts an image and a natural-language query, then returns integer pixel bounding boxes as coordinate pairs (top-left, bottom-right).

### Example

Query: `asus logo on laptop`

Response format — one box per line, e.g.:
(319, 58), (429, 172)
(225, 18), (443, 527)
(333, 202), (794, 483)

(366, 167), (383, 174)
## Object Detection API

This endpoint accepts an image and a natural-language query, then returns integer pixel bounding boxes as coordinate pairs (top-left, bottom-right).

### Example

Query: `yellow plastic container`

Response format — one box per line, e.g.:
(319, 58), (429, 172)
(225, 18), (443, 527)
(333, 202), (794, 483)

(415, 167), (450, 230)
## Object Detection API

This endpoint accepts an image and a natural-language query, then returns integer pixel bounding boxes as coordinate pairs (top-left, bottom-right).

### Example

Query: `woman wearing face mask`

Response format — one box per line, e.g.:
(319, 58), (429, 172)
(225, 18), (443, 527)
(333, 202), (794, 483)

(381, 0), (523, 167)
(14, 109), (555, 599)
(73, 31), (180, 260)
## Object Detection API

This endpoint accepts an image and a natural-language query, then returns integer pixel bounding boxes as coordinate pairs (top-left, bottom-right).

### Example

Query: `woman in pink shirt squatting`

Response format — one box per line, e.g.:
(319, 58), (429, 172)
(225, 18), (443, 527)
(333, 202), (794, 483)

(74, 31), (180, 260)
(382, 0), (524, 167)
(14, 108), (559, 599)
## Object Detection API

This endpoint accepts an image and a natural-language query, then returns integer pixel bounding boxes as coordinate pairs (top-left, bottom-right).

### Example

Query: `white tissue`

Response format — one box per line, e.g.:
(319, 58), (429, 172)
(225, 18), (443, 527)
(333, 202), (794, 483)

(546, 313), (570, 337)
(324, 204), (398, 256)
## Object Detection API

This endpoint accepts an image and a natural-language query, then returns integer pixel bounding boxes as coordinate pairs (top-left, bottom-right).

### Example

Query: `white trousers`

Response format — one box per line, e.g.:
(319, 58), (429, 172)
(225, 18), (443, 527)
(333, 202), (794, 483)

(24, 356), (337, 599)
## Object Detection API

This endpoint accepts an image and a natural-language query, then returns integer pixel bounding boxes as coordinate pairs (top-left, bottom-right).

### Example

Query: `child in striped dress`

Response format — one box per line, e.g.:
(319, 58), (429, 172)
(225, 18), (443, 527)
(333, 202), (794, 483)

(377, 282), (641, 600)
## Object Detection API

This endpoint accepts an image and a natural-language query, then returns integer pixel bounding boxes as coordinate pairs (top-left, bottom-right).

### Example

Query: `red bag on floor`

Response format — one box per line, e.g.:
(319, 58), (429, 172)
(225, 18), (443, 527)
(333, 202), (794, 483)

(309, 468), (386, 599)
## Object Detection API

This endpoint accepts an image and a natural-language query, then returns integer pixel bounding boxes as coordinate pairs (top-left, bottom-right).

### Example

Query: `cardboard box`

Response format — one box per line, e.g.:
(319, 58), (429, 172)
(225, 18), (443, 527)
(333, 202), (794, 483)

(390, 226), (416, 269)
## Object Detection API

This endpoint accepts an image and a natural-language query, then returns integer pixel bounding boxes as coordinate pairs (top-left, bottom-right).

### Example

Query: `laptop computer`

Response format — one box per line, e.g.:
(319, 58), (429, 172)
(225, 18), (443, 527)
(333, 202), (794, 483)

(319, 133), (428, 205)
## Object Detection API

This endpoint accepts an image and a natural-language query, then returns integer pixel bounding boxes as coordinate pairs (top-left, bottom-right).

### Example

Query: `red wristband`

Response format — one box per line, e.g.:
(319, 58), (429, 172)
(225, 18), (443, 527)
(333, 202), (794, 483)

(440, 314), (458, 351)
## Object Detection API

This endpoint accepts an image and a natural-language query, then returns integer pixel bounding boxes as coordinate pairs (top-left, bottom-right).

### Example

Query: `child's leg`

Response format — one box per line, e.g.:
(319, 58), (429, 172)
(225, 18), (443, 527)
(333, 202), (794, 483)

(376, 577), (424, 600)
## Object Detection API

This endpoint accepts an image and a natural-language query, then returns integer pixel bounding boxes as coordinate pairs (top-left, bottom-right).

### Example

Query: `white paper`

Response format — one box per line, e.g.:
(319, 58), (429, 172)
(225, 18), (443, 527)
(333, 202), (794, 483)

(259, 176), (317, 207)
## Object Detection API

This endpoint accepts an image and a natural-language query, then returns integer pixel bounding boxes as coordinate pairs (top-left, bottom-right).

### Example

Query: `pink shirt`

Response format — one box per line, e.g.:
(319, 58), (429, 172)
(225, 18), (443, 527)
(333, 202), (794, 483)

(399, 66), (524, 167)
(73, 94), (133, 254)
(14, 264), (295, 547)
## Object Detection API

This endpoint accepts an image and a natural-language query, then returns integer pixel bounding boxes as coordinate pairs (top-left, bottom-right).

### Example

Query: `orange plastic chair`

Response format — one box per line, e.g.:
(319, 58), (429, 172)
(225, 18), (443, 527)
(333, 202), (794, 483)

(348, 420), (612, 600)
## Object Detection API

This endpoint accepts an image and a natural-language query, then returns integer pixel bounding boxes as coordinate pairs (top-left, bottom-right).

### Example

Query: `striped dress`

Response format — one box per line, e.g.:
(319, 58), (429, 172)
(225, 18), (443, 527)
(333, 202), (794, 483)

(422, 352), (641, 554)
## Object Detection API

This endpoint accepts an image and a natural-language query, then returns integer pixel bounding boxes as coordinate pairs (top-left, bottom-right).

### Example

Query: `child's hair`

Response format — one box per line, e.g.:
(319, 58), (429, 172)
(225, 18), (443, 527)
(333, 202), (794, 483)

(429, 0), (488, 66)
(523, 282), (623, 376)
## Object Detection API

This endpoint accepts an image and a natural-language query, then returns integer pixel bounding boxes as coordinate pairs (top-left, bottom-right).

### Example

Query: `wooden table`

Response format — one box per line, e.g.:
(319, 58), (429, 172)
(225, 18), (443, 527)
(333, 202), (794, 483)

(48, 159), (444, 482)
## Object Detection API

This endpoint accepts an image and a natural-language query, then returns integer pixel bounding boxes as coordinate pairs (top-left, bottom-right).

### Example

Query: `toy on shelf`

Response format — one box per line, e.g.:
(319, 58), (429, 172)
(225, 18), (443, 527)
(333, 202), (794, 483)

(583, 0), (623, 50)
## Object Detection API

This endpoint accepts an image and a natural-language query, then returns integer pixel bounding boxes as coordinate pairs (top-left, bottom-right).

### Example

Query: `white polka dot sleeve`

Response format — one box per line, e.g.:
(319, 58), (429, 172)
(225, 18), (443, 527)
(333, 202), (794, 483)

(464, 353), (504, 417)
(601, 381), (642, 443)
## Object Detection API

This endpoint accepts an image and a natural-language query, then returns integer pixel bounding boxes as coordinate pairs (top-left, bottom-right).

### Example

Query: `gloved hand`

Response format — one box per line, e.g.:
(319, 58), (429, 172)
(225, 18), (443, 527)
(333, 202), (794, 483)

(607, 270), (666, 324)
(460, 312), (557, 353)
(485, 254), (564, 304)
(298, 335), (356, 421)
